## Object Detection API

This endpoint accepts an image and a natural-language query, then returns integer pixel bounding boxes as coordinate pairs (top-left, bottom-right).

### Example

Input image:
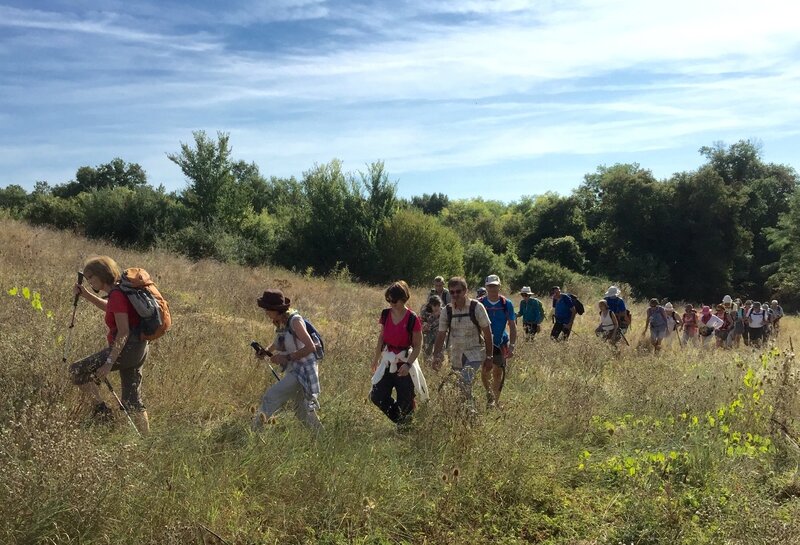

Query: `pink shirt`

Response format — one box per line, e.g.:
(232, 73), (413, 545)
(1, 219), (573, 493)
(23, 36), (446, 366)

(380, 308), (422, 354)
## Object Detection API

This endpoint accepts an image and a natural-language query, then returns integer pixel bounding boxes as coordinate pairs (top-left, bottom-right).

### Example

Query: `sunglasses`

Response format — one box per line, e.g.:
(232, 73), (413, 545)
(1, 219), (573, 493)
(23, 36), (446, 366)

(449, 289), (464, 295)
(386, 298), (399, 304)
(521, 294), (530, 297)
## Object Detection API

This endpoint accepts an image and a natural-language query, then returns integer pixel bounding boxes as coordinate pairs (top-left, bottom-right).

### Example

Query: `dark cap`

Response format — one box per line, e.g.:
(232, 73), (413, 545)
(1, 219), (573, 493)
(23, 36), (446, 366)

(257, 289), (291, 311)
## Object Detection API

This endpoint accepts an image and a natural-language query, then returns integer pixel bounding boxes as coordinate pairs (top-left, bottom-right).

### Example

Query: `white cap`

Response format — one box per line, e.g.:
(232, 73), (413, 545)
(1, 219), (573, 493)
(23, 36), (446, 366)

(665, 302), (674, 311)
(604, 286), (619, 298)
(772, 300), (779, 305)
(520, 286), (532, 294)
(722, 295), (733, 304)
(485, 274), (501, 286)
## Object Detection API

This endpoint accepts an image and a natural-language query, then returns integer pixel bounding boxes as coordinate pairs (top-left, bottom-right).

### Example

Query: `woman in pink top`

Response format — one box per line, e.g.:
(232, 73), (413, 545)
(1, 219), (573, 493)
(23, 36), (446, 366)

(681, 304), (699, 347)
(370, 281), (423, 427)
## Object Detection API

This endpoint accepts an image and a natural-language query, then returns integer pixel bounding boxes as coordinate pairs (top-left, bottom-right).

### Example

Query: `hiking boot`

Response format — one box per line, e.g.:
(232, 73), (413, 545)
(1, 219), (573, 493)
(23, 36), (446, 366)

(92, 402), (114, 423)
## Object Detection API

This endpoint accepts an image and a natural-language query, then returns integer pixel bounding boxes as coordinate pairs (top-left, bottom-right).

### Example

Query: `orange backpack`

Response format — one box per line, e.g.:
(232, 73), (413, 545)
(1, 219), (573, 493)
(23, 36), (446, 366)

(118, 268), (171, 341)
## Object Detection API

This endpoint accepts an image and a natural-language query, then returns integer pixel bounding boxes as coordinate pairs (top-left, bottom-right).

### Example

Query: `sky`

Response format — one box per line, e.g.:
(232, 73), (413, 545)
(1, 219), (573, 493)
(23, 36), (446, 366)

(1, 0), (799, 201)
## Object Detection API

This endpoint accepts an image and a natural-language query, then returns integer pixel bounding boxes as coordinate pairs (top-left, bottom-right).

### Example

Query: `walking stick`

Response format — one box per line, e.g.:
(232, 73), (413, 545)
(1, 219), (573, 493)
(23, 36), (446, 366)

(62, 271), (84, 364)
(93, 375), (141, 437)
(619, 330), (631, 347)
(251, 341), (280, 381)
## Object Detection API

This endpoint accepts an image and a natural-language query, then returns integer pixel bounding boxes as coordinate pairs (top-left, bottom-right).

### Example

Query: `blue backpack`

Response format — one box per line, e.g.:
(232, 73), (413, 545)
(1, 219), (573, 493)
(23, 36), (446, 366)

(287, 313), (325, 360)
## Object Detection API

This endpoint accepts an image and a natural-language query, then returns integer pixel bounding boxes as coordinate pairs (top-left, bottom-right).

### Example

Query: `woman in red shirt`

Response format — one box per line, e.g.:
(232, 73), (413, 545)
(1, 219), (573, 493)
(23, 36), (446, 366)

(70, 256), (149, 432)
(370, 281), (424, 428)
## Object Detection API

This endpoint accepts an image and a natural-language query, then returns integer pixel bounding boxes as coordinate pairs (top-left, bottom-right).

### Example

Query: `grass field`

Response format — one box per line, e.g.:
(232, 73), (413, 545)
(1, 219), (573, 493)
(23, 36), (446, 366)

(2, 217), (800, 545)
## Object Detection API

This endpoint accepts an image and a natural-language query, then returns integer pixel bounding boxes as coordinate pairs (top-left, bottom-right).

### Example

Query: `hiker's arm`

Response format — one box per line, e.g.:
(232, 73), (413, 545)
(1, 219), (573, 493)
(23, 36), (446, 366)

(483, 325), (493, 363)
(508, 319), (517, 355)
(643, 310), (650, 333)
(273, 318), (315, 366)
(74, 283), (107, 311)
(96, 312), (130, 379)
(371, 329), (385, 372)
(400, 330), (423, 375)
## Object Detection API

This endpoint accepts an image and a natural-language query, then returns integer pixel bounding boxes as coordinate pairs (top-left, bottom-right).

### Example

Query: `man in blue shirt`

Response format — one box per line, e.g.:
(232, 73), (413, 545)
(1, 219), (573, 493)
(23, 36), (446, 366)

(479, 274), (516, 407)
(550, 286), (576, 340)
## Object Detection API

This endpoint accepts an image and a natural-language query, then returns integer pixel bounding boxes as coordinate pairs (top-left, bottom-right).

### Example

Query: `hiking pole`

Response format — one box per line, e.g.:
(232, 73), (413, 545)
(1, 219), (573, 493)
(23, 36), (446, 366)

(619, 330), (631, 347)
(251, 341), (280, 381)
(92, 374), (141, 437)
(62, 271), (84, 364)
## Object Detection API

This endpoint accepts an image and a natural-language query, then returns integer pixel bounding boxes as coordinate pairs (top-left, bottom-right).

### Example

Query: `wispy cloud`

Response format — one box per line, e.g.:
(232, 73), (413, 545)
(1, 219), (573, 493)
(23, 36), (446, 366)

(1, 0), (799, 197)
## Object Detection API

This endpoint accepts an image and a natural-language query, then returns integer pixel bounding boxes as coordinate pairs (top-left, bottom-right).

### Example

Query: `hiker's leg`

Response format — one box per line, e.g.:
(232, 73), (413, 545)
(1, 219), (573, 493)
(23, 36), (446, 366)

(293, 385), (322, 431)
(256, 371), (299, 426)
(550, 323), (562, 340)
(115, 339), (148, 413)
(458, 358), (481, 401)
(370, 368), (400, 422)
(490, 350), (506, 402)
(70, 348), (111, 405)
(394, 374), (415, 424)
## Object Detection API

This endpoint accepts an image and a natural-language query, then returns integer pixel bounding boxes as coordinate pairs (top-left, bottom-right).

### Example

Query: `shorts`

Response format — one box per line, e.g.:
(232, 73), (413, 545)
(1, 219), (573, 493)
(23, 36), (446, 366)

(69, 339), (149, 411)
(523, 322), (540, 335)
(748, 327), (764, 342)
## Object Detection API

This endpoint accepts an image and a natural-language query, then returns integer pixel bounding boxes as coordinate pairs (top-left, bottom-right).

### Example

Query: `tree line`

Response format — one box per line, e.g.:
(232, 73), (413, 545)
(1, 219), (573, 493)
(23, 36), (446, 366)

(1, 133), (798, 308)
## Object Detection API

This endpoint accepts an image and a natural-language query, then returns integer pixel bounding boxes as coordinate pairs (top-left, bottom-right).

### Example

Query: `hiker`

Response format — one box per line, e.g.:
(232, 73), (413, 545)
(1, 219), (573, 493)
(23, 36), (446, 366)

(419, 294), (442, 363)
(698, 305), (722, 348)
(745, 301), (768, 347)
(604, 286), (630, 336)
(681, 304), (699, 347)
(731, 298), (746, 348)
(663, 302), (682, 348)
(550, 286), (576, 340)
(517, 286), (544, 340)
(740, 300), (754, 345)
(69, 256), (150, 433)
(721, 295), (738, 347)
(430, 276), (451, 306)
(478, 274), (516, 408)
(595, 300), (619, 344)
(370, 281), (428, 427)
(252, 289), (322, 431)
(642, 298), (669, 353)
(714, 304), (734, 349)
(761, 303), (775, 342)
(770, 300), (784, 338)
(432, 277), (493, 408)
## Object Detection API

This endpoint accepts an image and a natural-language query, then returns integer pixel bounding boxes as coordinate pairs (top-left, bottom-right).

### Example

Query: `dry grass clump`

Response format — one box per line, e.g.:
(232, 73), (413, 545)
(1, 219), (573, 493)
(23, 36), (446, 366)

(3, 218), (800, 544)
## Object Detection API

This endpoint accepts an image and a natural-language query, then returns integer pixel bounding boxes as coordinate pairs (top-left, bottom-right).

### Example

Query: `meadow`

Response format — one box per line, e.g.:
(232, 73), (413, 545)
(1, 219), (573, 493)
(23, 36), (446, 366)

(2, 217), (800, 545)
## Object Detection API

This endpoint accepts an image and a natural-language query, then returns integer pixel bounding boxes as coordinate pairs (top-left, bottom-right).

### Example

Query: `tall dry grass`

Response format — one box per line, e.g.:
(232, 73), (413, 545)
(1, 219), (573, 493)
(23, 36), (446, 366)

(2, 217), (800, 545)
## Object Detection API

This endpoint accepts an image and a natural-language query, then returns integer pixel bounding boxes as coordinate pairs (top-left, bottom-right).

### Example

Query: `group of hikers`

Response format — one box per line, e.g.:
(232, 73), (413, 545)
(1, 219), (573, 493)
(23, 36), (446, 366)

(67, 257), (786, 435)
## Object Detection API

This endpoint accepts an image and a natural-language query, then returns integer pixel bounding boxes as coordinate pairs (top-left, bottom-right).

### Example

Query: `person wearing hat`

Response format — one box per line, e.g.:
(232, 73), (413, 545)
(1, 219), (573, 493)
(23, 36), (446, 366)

(253, 289), (322, 431)
(517, 286), (544, 341)
(662, 302), (682, 348)
(430, 276), (451, 306)
(643, 298), (669, 353)
(698, 305), (722, 348)
(478, 274), (516, 407)
(721, 295), (737, 347)
(419, 294), (443, 363)
(604, 286), (630, 336)
(714, 304), (734, 348)
(476, 287), (487, 298)
(730, 297), (746, 347)
(550, 286), (576, 340)
(740, 300), (754, 346)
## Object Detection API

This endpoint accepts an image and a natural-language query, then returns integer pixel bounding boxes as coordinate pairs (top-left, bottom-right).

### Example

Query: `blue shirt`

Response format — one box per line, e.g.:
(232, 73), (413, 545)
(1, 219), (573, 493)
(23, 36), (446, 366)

(605, 296), (626, 314)
(480, 296), (515, 347)
(519, 297), (544, 324)
(554, 294), (575, 324)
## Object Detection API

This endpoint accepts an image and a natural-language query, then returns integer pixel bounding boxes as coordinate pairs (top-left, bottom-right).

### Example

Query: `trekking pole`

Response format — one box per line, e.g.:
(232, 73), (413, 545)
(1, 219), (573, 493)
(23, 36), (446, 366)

(251, 341), (280, 381)
(62, 271), (84, 364)
(619, 331), (631, 347)
(93, 375), (141, 437)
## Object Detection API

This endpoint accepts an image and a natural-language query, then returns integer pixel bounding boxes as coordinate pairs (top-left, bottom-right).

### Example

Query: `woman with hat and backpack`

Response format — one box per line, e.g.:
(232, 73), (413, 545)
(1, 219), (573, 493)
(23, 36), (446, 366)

(253, 289), (322, 431)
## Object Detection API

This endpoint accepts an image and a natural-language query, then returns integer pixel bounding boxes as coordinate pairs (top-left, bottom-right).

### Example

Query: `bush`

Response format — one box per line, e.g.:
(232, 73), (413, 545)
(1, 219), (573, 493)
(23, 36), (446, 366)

(533, 236), (587, 273)
(0, 184), (29, 216)
(517, 257), (578, 296)
(377, 209), (464, 286)
(23, 194), (83, 229)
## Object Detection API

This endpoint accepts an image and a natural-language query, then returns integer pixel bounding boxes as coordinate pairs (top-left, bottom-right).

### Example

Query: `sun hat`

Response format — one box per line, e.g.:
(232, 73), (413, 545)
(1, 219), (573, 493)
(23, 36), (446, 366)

(434, 276), (444, 283)
(604, 286), (620, 298)
(257, 289), (291, 311)
(520, 286), (532, 295)
(665, 302), (674, 311)
(722, 295), (733, 304)
(701, 305), (711, 315)
(762, 303), (769, 310)
(771, 299), (779, 305)
(485, 274), (501, 286)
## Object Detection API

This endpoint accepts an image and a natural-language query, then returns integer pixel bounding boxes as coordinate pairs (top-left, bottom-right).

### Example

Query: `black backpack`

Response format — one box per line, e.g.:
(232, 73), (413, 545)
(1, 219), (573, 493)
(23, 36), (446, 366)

(445, 300), (483, 336)
(286, 313), (325, 360)
(567, 293), (585, 315)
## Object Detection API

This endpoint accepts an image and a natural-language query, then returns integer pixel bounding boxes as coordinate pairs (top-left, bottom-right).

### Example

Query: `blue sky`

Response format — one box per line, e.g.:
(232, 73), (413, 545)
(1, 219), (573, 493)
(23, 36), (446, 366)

(1, 0), (799, 201)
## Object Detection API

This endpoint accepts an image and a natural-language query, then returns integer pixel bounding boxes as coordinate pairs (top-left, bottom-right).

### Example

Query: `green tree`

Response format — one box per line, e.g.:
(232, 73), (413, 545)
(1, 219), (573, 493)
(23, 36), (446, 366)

(767, 190), (800, 309)
(533, 236), (586, 273)
(410, 192), (450, 215)
(516, 193), (587, 262)
(0, 185), (29, 215)
(53, 158), (148, 198)
(377, 209), (464, 286)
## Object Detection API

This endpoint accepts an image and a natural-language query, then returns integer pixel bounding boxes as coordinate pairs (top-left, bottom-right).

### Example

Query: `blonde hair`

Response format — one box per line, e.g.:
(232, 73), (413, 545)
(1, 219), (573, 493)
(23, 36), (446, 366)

(82, 256), (121, 286)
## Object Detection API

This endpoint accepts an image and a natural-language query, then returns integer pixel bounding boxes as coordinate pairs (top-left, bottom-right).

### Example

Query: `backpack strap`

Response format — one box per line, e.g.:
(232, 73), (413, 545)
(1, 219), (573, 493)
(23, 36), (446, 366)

(468, 300), (481, 335)
(380, 308), (390, 326)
